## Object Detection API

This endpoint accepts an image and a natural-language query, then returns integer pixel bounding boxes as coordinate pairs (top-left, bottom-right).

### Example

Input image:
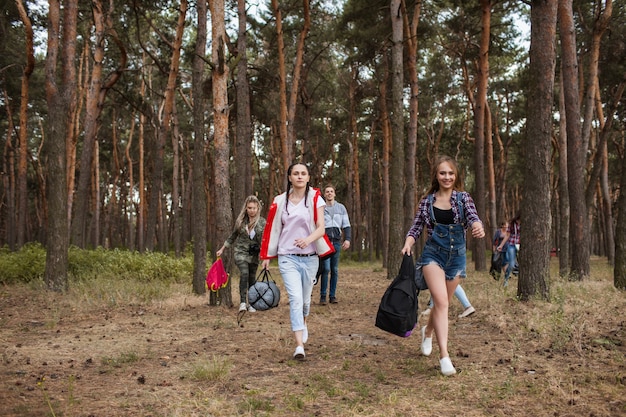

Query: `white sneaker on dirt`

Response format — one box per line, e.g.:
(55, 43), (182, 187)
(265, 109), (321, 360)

(421, 326), (432, 356)
(247, 305), (256, 312)
(440, 357), (456, 376)
(239, 303), (247, 312)
(293, 346), (305, 360)
(458, 306), (476, 318)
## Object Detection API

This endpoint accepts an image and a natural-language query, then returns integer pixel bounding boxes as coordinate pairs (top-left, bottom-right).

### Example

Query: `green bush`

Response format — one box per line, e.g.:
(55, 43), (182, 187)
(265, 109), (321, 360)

(0, 244), (194, 285)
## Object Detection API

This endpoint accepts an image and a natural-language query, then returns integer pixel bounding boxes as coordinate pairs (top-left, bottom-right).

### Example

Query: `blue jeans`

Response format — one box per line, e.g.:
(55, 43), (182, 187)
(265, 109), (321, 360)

(278, 255), (318, 332)
(505, 244), (518, 282)
(420, 222), (467, 280)
(320, 241), (341, 298)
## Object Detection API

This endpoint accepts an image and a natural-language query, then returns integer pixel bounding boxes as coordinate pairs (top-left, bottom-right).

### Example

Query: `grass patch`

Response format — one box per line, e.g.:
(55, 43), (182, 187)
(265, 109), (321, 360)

(185, 356), (232, 382)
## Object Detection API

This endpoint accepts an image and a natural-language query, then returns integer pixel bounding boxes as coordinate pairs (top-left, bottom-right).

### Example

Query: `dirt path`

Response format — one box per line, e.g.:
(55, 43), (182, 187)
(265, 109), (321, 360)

(1, 263), (624, 416)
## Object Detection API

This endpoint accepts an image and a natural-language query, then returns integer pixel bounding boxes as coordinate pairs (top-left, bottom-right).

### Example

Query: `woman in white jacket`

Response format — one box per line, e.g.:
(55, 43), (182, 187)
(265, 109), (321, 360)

(260, 162), (333, 360)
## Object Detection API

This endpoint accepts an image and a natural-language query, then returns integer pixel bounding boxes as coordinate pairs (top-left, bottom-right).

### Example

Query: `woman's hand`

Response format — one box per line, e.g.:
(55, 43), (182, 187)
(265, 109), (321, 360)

(294, 238), (310, 249)
(261, 259), (270, 270)
(216, 246), (225, 257)
(471, 222), (485, 239)
(401, 236), (415, 255)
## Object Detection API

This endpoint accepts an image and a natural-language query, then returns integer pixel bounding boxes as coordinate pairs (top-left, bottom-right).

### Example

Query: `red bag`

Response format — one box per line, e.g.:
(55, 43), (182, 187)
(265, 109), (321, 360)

(206, 258), (229, 291)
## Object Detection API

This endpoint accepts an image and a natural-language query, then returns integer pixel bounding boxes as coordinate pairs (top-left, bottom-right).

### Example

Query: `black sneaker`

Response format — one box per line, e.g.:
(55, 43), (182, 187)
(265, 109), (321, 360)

(319, 296), (327, 305)
(329, 296), (338, 304)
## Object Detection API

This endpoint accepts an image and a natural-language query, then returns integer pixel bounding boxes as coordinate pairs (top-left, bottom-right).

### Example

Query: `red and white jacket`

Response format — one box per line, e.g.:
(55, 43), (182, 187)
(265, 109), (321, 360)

(260, 188), (334, 259)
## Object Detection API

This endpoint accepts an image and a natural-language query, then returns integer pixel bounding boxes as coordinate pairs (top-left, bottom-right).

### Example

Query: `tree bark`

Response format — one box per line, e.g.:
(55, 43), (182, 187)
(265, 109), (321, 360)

(271, 0), (310, 169)
(210, 0), (233, 306)
(71, 0), (126, 248)
(559, 0), (589, 280)
(471, 0), (490, 272)
(401, 0), (420, 233)
(518, 0), (557, 301)
(15, 0), (34, 250)
(557, 69), (570, 277)
(379, 61), (391, 269)
(44, 0), (78, 292)
(235, 0), (252, 206)
(388, 0), (405, 279)
(145, 0), (187, 251)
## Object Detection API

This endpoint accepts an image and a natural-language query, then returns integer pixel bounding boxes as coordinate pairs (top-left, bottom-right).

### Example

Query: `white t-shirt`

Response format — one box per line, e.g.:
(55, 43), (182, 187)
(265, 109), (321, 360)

(278, 196), (325, 255)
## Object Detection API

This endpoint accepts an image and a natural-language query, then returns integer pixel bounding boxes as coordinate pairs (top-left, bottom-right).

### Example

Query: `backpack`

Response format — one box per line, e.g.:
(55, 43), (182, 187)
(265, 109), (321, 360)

(375, 254), (419, 337)
(206, 258), (229, 292)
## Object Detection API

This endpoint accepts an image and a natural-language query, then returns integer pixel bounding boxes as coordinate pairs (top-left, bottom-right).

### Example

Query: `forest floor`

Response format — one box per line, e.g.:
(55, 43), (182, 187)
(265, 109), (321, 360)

(0, 258), (625, 417)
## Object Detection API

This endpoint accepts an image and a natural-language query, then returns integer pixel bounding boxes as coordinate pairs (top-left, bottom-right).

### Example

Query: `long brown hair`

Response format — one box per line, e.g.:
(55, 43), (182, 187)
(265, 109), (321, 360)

(427, 155), (463, 194)
(234, 195), (262, 230)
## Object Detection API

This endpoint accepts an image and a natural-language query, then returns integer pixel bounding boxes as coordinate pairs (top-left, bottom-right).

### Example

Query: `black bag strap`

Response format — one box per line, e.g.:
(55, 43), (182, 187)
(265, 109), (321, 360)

(255, 267), (274, 284)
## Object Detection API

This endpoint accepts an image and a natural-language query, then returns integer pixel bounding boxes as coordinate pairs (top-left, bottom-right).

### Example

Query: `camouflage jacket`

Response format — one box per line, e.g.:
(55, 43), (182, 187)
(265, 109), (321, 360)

(224, 217), (266, 264)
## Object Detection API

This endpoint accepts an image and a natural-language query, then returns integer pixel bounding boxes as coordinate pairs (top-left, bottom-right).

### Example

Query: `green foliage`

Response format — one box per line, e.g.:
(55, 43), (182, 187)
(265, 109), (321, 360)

(0, 243), (47, 284)
(0, 244), (193, 285)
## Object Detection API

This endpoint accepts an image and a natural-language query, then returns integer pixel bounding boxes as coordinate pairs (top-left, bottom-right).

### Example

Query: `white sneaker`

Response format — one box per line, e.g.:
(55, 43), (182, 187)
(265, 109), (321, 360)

(239, 302), (247, 312)
(293, 345), (305, 360)
(458, 306), (476, 318)
(421, 308), (432, 317)
(420, 326), (432, 356)
(247, 305), (256, 312)
(440, 357), (457, 376)
(302, 325), (308, 344)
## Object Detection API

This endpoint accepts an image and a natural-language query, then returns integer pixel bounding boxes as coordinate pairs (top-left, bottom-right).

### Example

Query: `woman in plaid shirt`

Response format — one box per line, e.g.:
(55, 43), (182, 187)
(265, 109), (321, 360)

(401, 155), (485, 376)
(497, 213), (520, 287)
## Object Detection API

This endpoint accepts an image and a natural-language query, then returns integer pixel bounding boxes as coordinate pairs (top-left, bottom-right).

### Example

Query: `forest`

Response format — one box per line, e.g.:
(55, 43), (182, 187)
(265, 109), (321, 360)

(1, 0), (625, 297)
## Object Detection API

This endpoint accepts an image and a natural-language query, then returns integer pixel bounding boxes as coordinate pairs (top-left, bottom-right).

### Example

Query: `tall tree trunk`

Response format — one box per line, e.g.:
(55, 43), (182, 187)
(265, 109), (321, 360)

(614, 148), (626, 290)
(3, 88), (16, 249)
(125, 116), (135, 249)
(71, 0), (125, 248)
(138, 63), (146, 252)
(348, 65), (362, 259)
(171, 104), (182, 257)
(271, 0), (310, 168)
(388, 0), (405, 279)
(367, 119), (375, 262)
(15, 0), (34, 250)
(559, 0), (589, 280)
(401, 0), (420, 232)
(271, 0), (290, 169)
(486, 104), (497, 236)
(44, 0), (78, 292)
(471, 0), (490, 272)
(210, 0), (233, 306)
(580, 0), (612, 158)
(145, 0), (187, 251)
(379, 55), (391, 269)
(557, 70), (570, 277)
(192, 0), (208, 296)
(518, 0), (557, 301)
(92, 141), (100, 247)
(235, 0), (252, 206)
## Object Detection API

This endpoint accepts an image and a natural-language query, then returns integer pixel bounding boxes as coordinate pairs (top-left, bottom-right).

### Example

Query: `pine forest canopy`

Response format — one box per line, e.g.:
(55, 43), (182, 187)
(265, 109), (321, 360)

(0, 0), (625, 293)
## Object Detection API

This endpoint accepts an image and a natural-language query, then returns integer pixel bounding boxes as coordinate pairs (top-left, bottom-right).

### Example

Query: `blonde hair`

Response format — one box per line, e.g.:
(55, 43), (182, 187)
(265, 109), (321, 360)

(234, 195), (262, 230)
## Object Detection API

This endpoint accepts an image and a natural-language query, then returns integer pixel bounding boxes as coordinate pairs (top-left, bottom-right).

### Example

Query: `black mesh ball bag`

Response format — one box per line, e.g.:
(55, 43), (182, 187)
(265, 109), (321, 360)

(248, 269), (280, 311)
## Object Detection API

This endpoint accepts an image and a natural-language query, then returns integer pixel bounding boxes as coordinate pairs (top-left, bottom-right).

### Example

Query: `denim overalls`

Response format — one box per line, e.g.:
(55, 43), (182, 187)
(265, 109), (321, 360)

(419, 194), (467, 280)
